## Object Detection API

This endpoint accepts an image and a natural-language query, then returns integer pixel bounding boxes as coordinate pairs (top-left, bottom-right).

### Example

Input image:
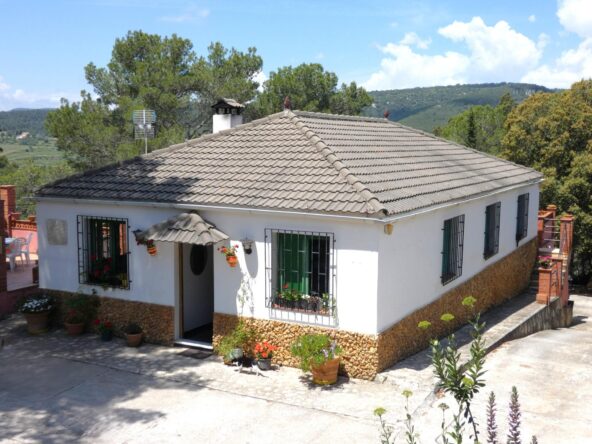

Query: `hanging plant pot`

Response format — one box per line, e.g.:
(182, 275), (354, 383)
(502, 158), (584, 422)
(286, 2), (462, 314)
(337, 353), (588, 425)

(226, 255), (238, 268)
(147, 244), (157, 256)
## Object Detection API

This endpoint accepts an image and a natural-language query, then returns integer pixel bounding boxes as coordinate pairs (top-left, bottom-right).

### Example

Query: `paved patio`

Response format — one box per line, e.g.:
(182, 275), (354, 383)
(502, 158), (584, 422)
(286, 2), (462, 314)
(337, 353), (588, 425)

(1, 295), (591, 443)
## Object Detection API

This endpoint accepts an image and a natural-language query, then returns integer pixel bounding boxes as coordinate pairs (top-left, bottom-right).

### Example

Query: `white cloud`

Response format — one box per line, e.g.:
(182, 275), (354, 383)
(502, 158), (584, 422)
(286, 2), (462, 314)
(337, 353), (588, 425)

(160, 5), (209, 23)
(0, 75), (75, 111)
(253, 71), (268, 92)
(364, 44), (470, 90)
(520, 0), (592, 88)
(364, 17), (541, 90)
(557, 0), (592, 38)
(528, 14), (536, 23)
(399, 32), (431, 49)
(438, 17), (541, 76)
(522, 38), (592, 88)
(315, 52), (325, 60)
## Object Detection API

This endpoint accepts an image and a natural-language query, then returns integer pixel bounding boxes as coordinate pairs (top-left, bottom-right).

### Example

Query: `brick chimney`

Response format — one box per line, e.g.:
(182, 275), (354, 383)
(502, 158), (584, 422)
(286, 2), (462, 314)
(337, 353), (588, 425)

(211, 98), (244, 134)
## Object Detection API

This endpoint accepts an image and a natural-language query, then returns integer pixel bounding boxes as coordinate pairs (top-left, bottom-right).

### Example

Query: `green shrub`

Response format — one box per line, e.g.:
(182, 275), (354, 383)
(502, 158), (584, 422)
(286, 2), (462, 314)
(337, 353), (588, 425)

(217, 321), (256, 359)
(290, 334), (341, 372)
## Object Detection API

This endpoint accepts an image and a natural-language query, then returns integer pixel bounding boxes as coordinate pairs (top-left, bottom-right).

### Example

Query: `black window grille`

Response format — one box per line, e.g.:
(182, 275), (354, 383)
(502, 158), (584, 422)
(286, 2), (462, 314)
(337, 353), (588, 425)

(516, 193), (529, 244)
(484, 202), (501, 259)
(441, 215), (465, 285)
(77, 216), (130, 289)
(264, 229), (336, 324)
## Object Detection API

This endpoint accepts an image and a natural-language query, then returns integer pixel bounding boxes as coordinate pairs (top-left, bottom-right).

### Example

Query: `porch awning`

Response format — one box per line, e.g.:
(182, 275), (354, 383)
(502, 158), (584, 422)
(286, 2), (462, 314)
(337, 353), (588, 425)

(135, 212), (228, 245)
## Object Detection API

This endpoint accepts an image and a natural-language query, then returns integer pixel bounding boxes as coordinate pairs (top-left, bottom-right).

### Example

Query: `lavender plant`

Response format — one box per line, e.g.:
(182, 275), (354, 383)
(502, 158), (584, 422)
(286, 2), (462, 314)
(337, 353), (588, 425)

(486, 391), (498, 444)
(507, 386), (521, 444)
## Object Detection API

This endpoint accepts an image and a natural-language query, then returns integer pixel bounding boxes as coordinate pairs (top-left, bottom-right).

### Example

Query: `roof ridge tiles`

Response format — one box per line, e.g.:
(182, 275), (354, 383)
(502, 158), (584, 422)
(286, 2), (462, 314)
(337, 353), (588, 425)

(287, 111), (388, 216)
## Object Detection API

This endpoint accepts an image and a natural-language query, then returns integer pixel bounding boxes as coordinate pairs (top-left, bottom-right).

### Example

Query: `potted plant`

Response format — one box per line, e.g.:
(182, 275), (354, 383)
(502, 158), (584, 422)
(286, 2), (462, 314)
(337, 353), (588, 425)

(124, 323), (143, 347)
(94, 319), (113, 341)
(63, 291), (96, 336)
(18, 294), (54, 334)
(217, 321), (255, 364)
(218, 244), (239, 268)
(291, 334), (342, 385)
(64, 309), (85, 336)
(254, 341), (278, 370)
(146, 239), (157, 256)
(537, 255), (553, 269)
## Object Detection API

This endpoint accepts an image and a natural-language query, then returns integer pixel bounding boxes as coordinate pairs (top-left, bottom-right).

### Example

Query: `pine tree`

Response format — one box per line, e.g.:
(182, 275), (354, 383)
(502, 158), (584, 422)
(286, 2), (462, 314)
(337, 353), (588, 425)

(466, 109), (477, 149)
(507, 386), (521, 444)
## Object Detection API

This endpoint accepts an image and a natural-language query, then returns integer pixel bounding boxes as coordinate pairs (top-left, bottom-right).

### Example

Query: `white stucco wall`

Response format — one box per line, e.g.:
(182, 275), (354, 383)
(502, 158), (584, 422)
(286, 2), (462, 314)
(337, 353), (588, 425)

(36, 183), (539, 337)
(36, 201), (381, 335)
(376, 184), (540, 333)
(201, 210), (380, 335)
(37, 201), (182, 306)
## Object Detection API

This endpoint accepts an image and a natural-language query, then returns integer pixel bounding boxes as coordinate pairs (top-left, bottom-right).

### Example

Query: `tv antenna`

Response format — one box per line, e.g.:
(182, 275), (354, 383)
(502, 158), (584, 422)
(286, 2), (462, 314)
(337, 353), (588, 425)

(133, 110), (156, 155)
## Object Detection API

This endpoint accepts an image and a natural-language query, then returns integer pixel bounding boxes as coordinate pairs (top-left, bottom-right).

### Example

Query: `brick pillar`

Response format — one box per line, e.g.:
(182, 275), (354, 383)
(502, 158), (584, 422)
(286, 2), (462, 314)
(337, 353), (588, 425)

(546, 204), (557, 219)
(0, 200), (7, 293)
(0, 185), (16, 237)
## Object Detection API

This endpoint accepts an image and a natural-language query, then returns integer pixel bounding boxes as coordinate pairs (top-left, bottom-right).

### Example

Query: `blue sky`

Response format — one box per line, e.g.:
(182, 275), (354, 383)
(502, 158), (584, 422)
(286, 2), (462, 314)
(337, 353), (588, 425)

(0, 0), (591, 110)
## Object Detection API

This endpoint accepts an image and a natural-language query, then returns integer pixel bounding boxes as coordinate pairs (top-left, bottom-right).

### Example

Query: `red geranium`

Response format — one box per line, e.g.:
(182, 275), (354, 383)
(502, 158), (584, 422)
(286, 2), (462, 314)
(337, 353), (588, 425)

(94, 319), (113, 334)
(218, 244), (238, 258)
(254, 341), (278, 360)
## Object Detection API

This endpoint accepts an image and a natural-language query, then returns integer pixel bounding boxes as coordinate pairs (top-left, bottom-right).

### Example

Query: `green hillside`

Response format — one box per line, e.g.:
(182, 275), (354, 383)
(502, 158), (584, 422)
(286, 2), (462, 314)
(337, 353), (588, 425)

(365, 82), (555, 132)
(0, 108), (52, 136)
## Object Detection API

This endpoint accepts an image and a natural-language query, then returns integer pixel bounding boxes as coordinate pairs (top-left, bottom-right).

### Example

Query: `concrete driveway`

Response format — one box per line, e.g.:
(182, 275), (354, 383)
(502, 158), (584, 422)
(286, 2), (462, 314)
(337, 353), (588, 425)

(1, 295), (591, 443)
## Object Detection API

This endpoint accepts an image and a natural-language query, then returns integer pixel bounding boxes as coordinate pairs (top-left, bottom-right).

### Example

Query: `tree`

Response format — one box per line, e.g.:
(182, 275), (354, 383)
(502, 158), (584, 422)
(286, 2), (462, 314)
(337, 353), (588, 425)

(0, 159), (73, 215)
(249, 63), (372, 118)
(47, 31), (262, 170)
(434, 93), (517, 154)
(466, 109), (477, 148)
(501, 80), (592, 284)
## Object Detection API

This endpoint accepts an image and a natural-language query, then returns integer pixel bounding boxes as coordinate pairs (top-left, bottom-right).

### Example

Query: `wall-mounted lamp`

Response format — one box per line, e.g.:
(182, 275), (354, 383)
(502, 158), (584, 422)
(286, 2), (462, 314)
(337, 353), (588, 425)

(241, 238), (254, 254)
(384, 223), (393, 235)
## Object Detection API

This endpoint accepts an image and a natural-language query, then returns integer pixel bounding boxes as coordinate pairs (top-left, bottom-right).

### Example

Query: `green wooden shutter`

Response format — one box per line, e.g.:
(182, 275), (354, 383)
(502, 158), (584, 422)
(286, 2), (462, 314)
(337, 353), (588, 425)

(277, 232), (311, 294)
(442, 219), (452, 281)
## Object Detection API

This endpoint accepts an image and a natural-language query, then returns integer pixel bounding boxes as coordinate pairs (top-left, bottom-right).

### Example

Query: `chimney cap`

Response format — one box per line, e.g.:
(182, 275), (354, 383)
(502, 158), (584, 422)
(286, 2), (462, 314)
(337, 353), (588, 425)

(211, 98), (245, 114)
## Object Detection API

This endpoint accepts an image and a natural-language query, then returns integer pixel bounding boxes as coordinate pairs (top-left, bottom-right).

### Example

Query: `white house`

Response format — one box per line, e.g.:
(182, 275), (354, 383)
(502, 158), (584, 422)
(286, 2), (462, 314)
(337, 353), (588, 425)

(35, 100), (543, 379)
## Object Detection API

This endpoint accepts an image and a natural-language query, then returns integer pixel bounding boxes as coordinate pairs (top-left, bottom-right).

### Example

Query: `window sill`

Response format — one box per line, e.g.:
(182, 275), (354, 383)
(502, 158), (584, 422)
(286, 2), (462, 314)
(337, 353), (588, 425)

(441, 274), (460, 286)
(483, 251), (498, 260)
(270, 303), (332, 317)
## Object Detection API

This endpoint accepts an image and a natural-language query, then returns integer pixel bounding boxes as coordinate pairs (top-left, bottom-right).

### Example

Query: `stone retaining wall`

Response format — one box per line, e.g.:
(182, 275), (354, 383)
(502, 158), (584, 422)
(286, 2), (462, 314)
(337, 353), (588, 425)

(376, 238), (537, 372)
(214, 238), (537, 380)
(213, 313), (379, 380)
(44, 290), (174, 345)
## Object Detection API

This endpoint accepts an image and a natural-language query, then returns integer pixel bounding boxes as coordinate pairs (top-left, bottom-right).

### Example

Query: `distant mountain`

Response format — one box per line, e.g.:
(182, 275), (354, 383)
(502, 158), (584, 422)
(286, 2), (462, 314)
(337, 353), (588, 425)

(365, 82), (556, 132)
(0, 108), (53, 136)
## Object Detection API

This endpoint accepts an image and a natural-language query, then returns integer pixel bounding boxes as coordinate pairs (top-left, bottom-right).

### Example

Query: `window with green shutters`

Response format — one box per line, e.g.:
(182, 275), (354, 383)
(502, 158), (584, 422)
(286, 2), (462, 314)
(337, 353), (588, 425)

(516, 193), (529, 244)
(484, 202), (501, 259)
(77, 216), (130, 289)
(441, 215), (465, 285)
(265, 229), (335, 320)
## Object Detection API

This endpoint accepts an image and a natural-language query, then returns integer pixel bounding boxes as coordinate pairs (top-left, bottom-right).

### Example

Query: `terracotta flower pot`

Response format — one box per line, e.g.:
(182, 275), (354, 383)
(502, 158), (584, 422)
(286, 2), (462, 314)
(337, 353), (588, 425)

(311, 357), (340, 385)
(65, 321), (85, 336)
(226, 255), (238, 268)
(126, 332), (143, 347)
(23, 311), (50, 335)
(147, 245), (157, 256)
